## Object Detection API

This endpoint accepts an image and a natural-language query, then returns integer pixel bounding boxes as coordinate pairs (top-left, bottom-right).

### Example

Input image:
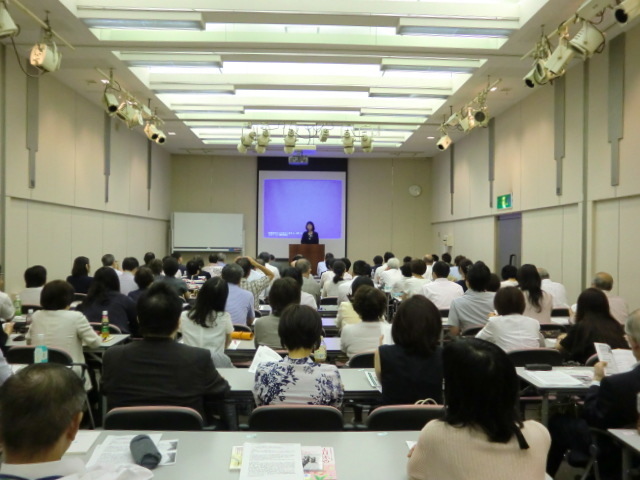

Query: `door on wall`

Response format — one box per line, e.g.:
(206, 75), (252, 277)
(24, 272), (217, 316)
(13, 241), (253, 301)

(496, 213), (522, 272)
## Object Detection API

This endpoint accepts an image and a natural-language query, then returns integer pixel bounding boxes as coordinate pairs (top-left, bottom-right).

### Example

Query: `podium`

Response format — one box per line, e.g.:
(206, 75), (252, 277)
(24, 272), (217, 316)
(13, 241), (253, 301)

(289, 244), (325, 275)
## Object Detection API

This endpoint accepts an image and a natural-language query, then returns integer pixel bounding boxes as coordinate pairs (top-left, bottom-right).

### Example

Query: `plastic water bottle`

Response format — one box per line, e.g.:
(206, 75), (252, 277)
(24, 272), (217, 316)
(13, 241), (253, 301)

(14, 295), (22, 317)
(34, 333), (48, 363)
(100, 310), (110, 341)
(26, 308), (34, 326)
(313, 336), (327, 363)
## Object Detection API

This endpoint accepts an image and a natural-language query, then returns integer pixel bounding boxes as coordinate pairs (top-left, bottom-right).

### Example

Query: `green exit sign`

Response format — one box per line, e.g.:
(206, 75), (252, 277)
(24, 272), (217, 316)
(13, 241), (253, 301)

(497, 194), (513, 210)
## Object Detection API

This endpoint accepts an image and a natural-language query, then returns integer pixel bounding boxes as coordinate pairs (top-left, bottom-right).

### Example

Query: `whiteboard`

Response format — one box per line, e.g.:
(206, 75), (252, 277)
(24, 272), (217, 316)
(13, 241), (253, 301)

(172, 213), (244, 252)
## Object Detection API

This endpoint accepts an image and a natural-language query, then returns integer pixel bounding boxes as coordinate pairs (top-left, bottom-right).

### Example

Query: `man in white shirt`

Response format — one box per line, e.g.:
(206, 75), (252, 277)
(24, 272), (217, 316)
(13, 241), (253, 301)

(296, 259), (321, 305)
(102, 253), (123, 277)
(422, 254), (436, 282)
(316, 252), (334, 277)
(19, 265), (47, 306)
(373, 252), (395, 286)
(119, 257), (139, 296)
(337, 260), (370, 305)
(380, 257), (403, 290)
(404, 259), (429, 297)
(538, 267), (569, 307)
(500, 265), (519, 289)
(202, 253), (223, 277)
(421, 261), (463, 309)
(448, 261), (496, 336)
(591, 272), (628, 324)
(0, 363), (152, 480)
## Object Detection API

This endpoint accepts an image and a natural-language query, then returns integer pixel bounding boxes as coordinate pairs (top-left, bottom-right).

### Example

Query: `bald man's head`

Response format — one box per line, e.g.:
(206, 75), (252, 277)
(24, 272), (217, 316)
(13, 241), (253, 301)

(592, 272), (614, 291)
(625, 310), (640, 359)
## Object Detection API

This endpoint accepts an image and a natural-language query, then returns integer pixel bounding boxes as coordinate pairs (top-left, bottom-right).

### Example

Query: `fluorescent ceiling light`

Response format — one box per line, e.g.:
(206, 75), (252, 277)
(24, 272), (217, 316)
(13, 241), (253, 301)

(397, 17), (518, 37)
(172, 105), (244, 113)
(369, 87), (449, 99)
(361, 108), (432, 116)
(117, 52), (222, 68)
(153, 84), (235, 95)
(80, 11), (204, 31)
(205, 23), (396, 37)
(381, 57), (484, 73)
(223, 62), (381, 77)
(244, 109), (361, 116)
(235, 90), (369, 100)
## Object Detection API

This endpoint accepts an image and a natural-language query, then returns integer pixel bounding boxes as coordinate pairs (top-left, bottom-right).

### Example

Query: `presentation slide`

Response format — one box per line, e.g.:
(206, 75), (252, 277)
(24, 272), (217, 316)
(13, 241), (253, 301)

(258, 171), (347, 258)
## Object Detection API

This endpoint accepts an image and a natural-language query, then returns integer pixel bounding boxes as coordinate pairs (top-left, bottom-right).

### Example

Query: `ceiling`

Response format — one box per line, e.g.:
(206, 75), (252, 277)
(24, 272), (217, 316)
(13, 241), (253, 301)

(1, 0), (629, 158)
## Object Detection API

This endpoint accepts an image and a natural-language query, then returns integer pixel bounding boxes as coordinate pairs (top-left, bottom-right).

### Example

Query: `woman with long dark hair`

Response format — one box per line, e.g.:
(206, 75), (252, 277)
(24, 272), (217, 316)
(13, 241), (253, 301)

(408, 338), (550, 479)
(556, 287), (628, 364)
(300, 221), (319, 244)
(180, 277), (232, 354)
(517, 264), (553, 323)
(66, 256), (93, 294)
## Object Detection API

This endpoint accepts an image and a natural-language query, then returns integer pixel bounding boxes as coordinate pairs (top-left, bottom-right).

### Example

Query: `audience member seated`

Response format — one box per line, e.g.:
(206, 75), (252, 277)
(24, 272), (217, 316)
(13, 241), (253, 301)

(500, 264), (518, 289)
(148, 258), (164, 280)
(455, 258), (473, 293)
(0, 364), (152, 480)
(102, 282), (230, 423)
(101, 253), (122, 276)
(19, 265), (47, 306)
(258, 251), (281, 282)
(27, 280), (101, 388)
(538, 267), (569, 308)
(66, 256), (93, 294)
(556, 287), (628, 364)
(322, 260), (348, 298)
(192, 256), (211, 279)
(119, 256), (139, 296)
(337, 260), (370, 305)
(282, 267), (316, 309)
(371, 255), (383, 277)
(297, 258), (321, 305)
(373, 252), (395, 286)
(340, 286), (388, 358)
(517, 264), (553, 323)
(0, 289), (14, 322)
(407, 338), (550, 480)
(127, 266), (154, 304)
(320, 257), (337, 289)
(156, 257), (188, 297)
(421, 261), (463, 309)
(180, 277), (233, 354)
(476, 287), (542, 351)
(547, 309), (640, 479)
(237, 256), (274, 309)
(77, 267), (138, 335)
(335, 276), (374, 330)
(448, 261), (495, 336)
(375, 295), (443, 405)
(253, 305), (343, 407)
(591, 271), (629, 325)
(254, 278), (301, 348)
(185, 259), (208, 280)
(171, 251), (186, 276)
(221, 263), (255, 326)
(143, 251), (155, 266)
(202, 253), (223, 277)
(402, 259), (429, 297)
(317, 252), (333, 277)
(487, 273), (501, 292)
(379, 257), (404, 291)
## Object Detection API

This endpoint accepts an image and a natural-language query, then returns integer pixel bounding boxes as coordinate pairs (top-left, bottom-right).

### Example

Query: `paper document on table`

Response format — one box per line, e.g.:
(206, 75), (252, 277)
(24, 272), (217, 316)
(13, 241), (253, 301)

(67, 431), (101, 454)
(526, 371), (583, 386)
(227, 339), (241, 350)
(239, 443), (303, 480)
(248, 345), (282, 373)
(594, 342), (636, 375)
(86, 434), (177, 468)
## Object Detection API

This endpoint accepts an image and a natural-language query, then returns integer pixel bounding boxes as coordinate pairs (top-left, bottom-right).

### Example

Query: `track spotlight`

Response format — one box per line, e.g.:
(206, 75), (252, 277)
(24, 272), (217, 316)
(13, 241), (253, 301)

(342, 130), (355, 154)
(524, 60), (551, 88)
(361, 134), (373, 153)
(283, 129), (297, 154)
(615, 0), (640, 23)
(446, 112), (461, 126)
(30, 40), (62, 73)
(545, 38), (575, 76)
(255, 129), (270, 154)
(569, 21), (605, 58)
(237, 131), (256, 154)
(116, 101), (144, 128)
(0, 4), (18, 38)
(437, 134), (452, 151)
(318, 128), (329, 142)
(103, 90), (121, 114)
(144, 123), (165, 144)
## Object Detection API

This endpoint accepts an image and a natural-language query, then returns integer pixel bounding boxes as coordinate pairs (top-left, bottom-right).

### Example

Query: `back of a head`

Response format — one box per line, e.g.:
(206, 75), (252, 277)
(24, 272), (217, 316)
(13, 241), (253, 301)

(134, 266), (154, 290)
(387, 257), (400, 270)
(403, 256), (412, 264)
(235, 258), (252, 278)
(350, 276), (374, 298)
(143, 252), (155, 265)
(400, 263), (412, 278)
(208, 253), (218, 263)
(101, 253), (115, 267)
(487, 274), (501, 293)
(423, 254), (434, 265)
(466, 261), (491, 292)
(453, 255), (465, 267)
(410, 259), (427, 276)
(432, 261), (450, 278)
(458, 259), (473, 278)
(392, 295), (441, 356)
(443, 338), (521, 443)
(221, 263), (244, 285)
(24, 265), (47, 288)
(85, 266), (120, 304)
(624, 309), (640, 345)
(341, 257), (351, 272)
(0, 363), (85, 456)
(441, 252), (452, 265)
(189, 277), (229, 326)
(296, 258), (311, 275)
(373, 255), (383, 266)
(71, 256), (90, 277)
(137, 282), (183, 336)
(352, 260), (371, 277)
(576, 287), (613, 322)
(122, 257), (139, 272)
(501, 265), (518, 281)
(494, 287), (526, 316)
(217, 253), (226, 263)
(325, 252), (334, 262)
(186, 260), (200, 277)
(258, 252), (270, 263)
(269, 278), (301, 316)
(162, 257), (180, 277)
(537, 267), (550, 280)
(592, 272), (614, 291)
(171, 251), (182, 262)
(148, 258), (163, 276)
(282, 267), (303, 287)
(352, 285), (386, 321)
(432, 254), (440, 262)
(41, 280), (74, 310)
(332, 260), (346, 283)
(383, 251), (395, 263)
(517, 264), (541, 291)
(278, 304), (322, 351)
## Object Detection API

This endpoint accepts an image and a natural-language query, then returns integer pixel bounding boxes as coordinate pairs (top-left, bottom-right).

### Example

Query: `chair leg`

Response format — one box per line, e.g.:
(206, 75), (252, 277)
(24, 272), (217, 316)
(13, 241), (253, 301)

(85, 395), (96, 430)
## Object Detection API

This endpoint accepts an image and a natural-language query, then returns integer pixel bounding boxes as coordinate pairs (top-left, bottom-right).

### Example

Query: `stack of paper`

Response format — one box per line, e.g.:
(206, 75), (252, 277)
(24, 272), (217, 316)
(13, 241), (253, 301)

(86, 435), (178, 468)
(248, 345), (283, 373)
(594, 342), (636, 374)
(525, 371), (584, 386)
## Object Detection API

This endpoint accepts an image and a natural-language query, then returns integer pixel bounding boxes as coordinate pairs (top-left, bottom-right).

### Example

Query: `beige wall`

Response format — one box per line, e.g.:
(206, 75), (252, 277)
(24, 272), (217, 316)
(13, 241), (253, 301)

(430, 23), (640, 310)
(171, 155), (432, 263)
(1, 47), (172, 294)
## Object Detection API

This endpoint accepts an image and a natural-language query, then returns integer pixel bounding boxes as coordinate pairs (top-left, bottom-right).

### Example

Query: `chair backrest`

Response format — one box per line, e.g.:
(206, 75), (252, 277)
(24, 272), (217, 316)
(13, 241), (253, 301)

(539, 323), (567, 339)
(507, 348), (563, 367)
(253, 310), (262, 319)
(248, 405), (344, 431)
(73, 293), (87, 302)
(234, 324), (253, 333)
(89, 322), (123, 334)
(551, 308), (570, 317)
(585, 353), (599, 366)
(6, 346), (73, 366)
(439, 309), (449, 318)
(367, 405), (445, 431)
(461, 327), (482, 337)
(320, 297), (338, 306)
(348, 352), (375, 368)
(104, 406), (204, 431)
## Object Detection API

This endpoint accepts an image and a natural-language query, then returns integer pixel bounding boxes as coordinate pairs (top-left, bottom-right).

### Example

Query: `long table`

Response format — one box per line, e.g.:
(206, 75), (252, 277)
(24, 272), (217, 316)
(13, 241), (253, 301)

(6, 333), (130, 351)
(608, 429), (640, 480)
(226, 337), (344, 362)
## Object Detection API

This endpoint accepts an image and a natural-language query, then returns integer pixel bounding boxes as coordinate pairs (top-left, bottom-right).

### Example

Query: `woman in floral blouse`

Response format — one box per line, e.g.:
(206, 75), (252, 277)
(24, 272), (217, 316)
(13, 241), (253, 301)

(253, 304), (344, 407)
